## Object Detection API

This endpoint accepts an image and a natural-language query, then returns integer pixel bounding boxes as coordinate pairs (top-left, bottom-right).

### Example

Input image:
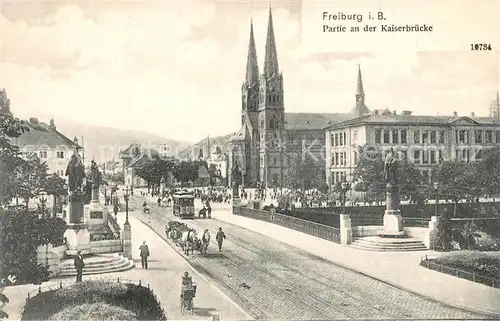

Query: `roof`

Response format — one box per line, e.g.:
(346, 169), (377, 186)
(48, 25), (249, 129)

(119, 143), (140, 159)
(178, 134), (232, 160)
(11, 119), (80, 149)
(229, 126), (247, 142)
(126, 148), (159, 168)
(284, 113), (352, 130)
(325, 113), (500, 130)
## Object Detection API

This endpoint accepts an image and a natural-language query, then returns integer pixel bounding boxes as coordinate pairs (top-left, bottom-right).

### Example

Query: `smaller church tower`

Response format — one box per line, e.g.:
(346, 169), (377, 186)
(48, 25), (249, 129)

(351, 65), (370, 117)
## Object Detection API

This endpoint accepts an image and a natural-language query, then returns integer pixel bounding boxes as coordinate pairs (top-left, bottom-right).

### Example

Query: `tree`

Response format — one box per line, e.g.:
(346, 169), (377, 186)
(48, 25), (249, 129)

(435, 160), (480, 217)
(15, 153), (48, 208)
(43, 174), (67, 217)
(173, 161), (199, 186)
(207, 163), (222, 185)
(475, 146), (500, 196)
(103, 171), (124, 186)
(135, 155), (176, 191)
(352, 146), (423, 198)
(0, 111), (29, 205)
(286, 153), (324, 190)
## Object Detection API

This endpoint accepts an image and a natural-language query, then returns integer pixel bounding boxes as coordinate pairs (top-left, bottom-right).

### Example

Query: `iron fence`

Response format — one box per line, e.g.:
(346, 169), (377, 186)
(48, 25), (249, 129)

(233, 206), (341, 243)
(420, 255), (499, 288)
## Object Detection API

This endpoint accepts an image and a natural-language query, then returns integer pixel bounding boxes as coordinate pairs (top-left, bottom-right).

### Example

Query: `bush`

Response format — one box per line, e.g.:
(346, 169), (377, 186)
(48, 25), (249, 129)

(432, 251), (499, 279)
(48, 303), (136, 321)
(22, 281), (166, 320)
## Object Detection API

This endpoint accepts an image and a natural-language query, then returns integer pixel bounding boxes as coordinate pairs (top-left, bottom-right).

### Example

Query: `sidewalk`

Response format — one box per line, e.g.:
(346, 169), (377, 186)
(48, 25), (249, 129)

(210, 208), (500, 317)
(3, 213), (251, 321)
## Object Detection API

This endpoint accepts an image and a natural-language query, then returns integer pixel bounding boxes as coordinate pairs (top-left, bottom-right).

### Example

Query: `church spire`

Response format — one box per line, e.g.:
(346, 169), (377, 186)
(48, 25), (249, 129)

(245, 20), (259, 85)
(264, 5), (279, 79)
(356, 64), (364, 95)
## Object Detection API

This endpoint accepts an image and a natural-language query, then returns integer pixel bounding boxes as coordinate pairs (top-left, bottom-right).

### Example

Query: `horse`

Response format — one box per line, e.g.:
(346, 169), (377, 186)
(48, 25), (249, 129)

(200, 230), (210, 255)
(181, 229), (198, 256)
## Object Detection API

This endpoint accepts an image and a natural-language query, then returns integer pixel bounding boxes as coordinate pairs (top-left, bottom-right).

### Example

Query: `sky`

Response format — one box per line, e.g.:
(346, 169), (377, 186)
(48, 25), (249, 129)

(0, 0), (499, 143)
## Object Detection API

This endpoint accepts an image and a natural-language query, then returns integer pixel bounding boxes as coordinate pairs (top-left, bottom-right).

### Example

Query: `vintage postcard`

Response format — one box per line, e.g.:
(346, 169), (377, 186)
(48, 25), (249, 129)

(0, 0), (499, 320)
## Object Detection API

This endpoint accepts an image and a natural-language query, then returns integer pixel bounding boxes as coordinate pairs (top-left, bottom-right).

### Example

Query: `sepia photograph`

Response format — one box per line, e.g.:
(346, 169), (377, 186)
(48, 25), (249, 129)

(0, 0), (499, 320)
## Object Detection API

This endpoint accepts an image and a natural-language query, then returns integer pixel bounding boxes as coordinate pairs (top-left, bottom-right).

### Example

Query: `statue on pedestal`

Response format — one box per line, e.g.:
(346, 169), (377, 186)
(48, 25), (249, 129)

(90, 160), (101, 202)
(384, 147), (398, 185)
(66, 149), (85, 193)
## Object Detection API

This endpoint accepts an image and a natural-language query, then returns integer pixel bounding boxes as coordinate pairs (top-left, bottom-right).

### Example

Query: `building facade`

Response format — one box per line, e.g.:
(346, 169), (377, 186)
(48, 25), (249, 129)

(325, 110), (500, 187)
(228, 8), (369, 188)
(11, 117), (80, 178)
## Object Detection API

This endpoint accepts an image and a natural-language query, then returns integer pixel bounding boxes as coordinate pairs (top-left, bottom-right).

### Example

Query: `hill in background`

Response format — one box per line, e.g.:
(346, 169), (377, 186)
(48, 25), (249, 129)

(52, 118), (191, 163)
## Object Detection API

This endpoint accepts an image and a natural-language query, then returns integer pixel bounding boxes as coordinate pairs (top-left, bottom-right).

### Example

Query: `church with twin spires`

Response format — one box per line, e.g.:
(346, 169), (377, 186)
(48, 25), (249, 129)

(227, 7), (370, 188)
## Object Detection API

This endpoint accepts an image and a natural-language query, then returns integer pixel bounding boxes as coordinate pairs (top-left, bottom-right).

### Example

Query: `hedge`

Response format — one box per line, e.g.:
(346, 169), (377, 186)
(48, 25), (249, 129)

(48, 302), (136, 321)
(22, 280), (166, 320)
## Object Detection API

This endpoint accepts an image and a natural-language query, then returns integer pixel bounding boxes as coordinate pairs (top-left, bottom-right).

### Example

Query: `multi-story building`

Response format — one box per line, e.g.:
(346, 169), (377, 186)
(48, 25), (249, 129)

(11, 117), (80, 178)
(325, 109), (500, 187)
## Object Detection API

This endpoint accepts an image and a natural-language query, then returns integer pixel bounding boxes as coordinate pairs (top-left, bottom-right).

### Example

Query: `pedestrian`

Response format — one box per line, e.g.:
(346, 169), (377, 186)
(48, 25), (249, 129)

(139, 241), (150, 269)
(157, 197), (161, 207)
(216, 227), (226, 252)
(74, 250), (85, 282)
(113, 204), (118, 218)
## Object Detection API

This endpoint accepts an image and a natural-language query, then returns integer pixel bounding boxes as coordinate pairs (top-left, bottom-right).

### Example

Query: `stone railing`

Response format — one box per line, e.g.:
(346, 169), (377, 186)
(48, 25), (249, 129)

(36, 244), (68, 277)
(233, 206), (343, 244)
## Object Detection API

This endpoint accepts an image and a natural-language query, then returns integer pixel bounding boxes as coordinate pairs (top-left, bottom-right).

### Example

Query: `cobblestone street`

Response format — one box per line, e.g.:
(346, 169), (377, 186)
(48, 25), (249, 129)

(132, 197), (492, 320)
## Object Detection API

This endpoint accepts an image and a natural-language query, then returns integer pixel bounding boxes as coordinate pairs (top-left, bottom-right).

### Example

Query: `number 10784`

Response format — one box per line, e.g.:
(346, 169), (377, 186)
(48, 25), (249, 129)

(471, 44), (492, 51)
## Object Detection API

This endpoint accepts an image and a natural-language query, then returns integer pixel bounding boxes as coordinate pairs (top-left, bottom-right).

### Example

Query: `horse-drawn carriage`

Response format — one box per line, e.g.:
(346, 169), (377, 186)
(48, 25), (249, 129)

(165, 221), (211, 256)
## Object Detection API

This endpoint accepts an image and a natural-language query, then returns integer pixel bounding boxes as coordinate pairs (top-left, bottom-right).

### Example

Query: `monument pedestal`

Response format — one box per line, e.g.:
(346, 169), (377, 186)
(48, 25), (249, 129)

(378, 183), (407, 238)
(64, 224), (91, 256)
(64, 191), (92, 256)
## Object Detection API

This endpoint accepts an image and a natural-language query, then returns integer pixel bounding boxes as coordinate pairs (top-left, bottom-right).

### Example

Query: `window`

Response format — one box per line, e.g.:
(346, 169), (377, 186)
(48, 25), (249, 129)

(401, 130), (407, 144)
(353, 151), (358, 164)
(413, 150), (421, 164)
(375, 129), (381, 143)
(383, 130), (390, 143)
(40, 151), (48, 159)
(56, 151), (65, 159)
(438, 150), (444, 162)
(414, 130), (420, 143)
(335, 134), (339, 146)
(339, 133), (343, 146)
(430, 131), (436, 144)
(339, 153), (344, 166)
(422, 132), (428, 143)
(343, 132), (347, 145)
(392, 130), (398, 144)
(273, 158), (276, 165)
(344, 152), (347, 165)
(399, 150), (407, 161)
(496, 131), (500, 143)
(422, 151), (429, 164)
(485, 130), (493, 143)
(475, 148), (482, 161)
(475, 130), (482, 143)
(459, 130), (466, 144)
(422, 170), (429, 183)
(335, 153), (339, 166)
(430, 151), (435, 164)
(438, 130), (445, 144)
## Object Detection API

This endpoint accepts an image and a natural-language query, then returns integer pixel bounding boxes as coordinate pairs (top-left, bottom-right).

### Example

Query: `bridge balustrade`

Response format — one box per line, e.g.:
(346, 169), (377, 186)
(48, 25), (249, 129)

(233, 206), (341, 243)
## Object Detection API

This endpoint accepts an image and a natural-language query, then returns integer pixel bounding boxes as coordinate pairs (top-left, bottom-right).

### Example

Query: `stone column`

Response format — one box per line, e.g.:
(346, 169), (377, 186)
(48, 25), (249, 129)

(122, 223), (132, 260)
(339, 214), (353, 245)
(68, 191), (85, 224)
(91, 186), (99, 202)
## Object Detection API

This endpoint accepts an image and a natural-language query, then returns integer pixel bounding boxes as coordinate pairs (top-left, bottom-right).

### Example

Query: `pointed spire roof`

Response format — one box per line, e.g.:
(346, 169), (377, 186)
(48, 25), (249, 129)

(245, 20), (259, 85)
(264, 5), (279, 79)
(356, 64), (364, 95)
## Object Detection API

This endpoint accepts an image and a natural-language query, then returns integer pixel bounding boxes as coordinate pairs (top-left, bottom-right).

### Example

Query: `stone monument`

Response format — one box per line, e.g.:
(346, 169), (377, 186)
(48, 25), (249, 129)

(64, 148), (92, 255)
(86, 160), (108, 225)
(378, 147), (407, 237)
(231, 161), (242, 204)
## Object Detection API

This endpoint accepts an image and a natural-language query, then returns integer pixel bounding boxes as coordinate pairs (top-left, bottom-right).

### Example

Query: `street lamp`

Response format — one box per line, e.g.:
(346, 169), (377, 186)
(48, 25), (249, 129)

(433, 182), (439, 216)
(124, 186), (130, 225)
(341, 179), (349, 214)
(38, 189), (48, 218)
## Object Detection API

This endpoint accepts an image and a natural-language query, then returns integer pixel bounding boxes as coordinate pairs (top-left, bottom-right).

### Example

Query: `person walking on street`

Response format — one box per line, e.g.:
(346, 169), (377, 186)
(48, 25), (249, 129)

(216, 227), (226, 252)
(139, 241), (150, 269)
(74, 250), (85, 282)
(113, 204), (118, 218)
